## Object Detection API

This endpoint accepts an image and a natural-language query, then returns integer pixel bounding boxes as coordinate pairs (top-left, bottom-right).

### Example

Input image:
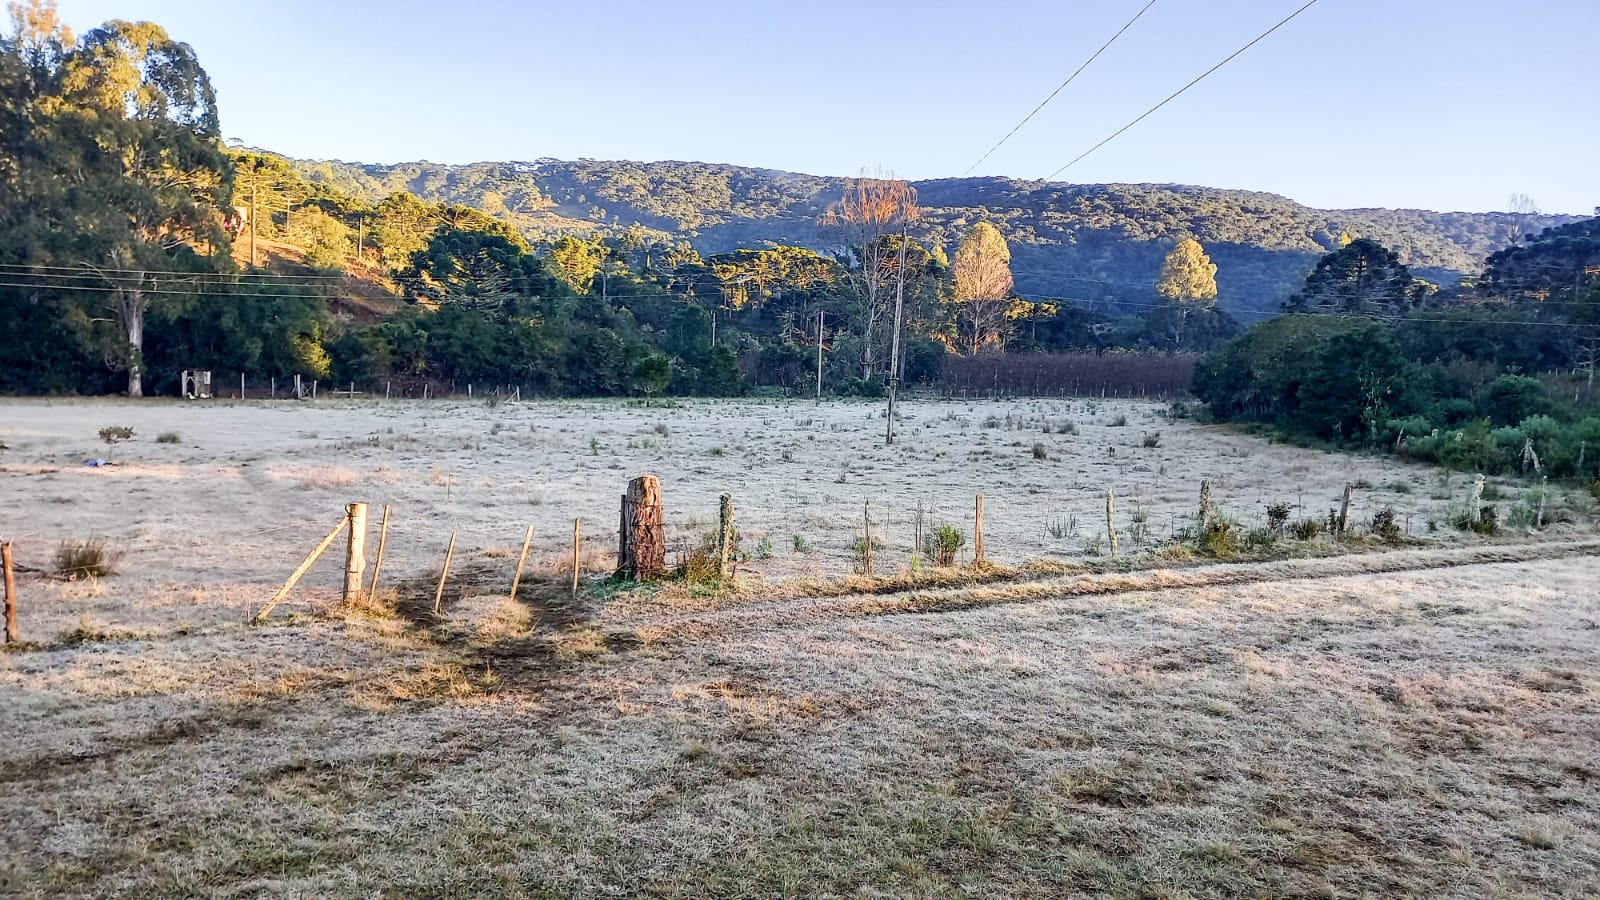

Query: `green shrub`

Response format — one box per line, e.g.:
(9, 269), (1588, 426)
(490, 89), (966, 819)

(792, 534), (811, 553)
(1197, 519), (1239, 557)
(923, 524), (964, 567)
(1477, 374), (1548, 426)
(1265, 502), (1292, 535)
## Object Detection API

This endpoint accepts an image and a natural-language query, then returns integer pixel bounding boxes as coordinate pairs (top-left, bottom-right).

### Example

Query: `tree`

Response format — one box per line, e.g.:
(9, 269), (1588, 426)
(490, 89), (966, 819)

(1284, 238), (1426, 317)
(545, 235), (606, 295)
(3, 7), (232, 396)
(952, 221), (1014, 354)
(821, 172), (918, 378)
(1155, 237), (1218, 305)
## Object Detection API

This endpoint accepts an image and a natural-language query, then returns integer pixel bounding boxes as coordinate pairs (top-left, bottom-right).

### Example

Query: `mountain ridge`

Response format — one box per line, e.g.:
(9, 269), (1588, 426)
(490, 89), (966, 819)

(283, 154), (1585, 318)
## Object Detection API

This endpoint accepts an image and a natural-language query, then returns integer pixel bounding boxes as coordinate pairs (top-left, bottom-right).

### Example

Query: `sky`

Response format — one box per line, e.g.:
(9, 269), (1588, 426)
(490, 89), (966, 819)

(51, 0), (1600, 214)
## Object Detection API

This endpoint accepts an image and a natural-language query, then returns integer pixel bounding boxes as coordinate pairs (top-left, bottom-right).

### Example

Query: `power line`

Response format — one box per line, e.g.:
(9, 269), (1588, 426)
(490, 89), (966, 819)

(0, 262), (347, 281)
(963, 0), (1159, 176)
(1042, 0), (1323, 181)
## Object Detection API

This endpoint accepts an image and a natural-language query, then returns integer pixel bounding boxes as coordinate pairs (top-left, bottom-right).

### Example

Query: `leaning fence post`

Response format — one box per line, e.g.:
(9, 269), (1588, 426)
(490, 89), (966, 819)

(433, 531), (457, 616)
(3, 541), (18, 643)
(1106, 489), (1119, 557)
(366, 503), (391, 603)
(973, 494), (986, 566)
(255, 517), (347, 623)
(510, 524), (534, 600)
(717, 494), (734, 578)
(342, 502), (368, 604)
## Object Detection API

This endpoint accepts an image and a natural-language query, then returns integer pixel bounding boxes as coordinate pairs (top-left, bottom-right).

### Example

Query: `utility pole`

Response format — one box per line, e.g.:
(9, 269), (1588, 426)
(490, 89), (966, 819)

(885, 226), (909, 446)
(248, 162), (259, 268)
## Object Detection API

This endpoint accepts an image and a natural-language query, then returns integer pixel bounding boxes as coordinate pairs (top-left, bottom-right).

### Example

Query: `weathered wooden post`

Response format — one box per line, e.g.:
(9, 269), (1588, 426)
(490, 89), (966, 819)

(717, 494), (735, 578)
(342, 502), (367, 604)
(367, 504), (391, 603)
(2, 541), (17, 643)
(1536, 475), (1548, 530)
(1106, 489), (1119, 557)
(511, 524), (534, 600)
(571, 518), (583, 597)
(1471, 474), (1486, 526)
(1337, 483), (1353, 536)
(618, 475), (666, 580)
(433, 530), (456, 616)
(1198, 480), (1214, 531)
(974, 494), (986, 566)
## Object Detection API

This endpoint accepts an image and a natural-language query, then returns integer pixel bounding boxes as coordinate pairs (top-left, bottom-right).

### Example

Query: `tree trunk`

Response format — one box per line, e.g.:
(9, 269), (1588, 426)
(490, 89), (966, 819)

(121, 288), (146, 398)
(618, 475), (665, 579)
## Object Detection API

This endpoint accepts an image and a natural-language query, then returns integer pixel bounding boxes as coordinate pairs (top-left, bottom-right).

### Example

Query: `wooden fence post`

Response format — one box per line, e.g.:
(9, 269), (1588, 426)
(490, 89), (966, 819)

(619, 475), (665, 579)
(1198, 480), (1214, 531)
(366, 503), (391, 603)
(433, 531), (457, 616)
(1106, 489), (1119, 557)
(572, 518), (583, 597)
(3, 541), (17, 643)
(717, 494), (734, 578)
(510, 524), (534, 600)
(1337, 483), (1353, 536)
(343, 502), (367, 604)
(974, 494), (986, 566)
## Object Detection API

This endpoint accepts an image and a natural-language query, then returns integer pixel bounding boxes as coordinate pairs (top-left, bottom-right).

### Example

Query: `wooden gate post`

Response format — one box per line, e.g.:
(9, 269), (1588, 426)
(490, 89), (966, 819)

(618, 475), (666, 580)
(342, 502), (368, 603)
(3, 541), (18, 643)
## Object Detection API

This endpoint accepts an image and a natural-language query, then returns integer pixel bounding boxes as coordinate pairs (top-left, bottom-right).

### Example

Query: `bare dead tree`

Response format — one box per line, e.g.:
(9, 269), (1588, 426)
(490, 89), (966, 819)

(821, 171), (918, 379)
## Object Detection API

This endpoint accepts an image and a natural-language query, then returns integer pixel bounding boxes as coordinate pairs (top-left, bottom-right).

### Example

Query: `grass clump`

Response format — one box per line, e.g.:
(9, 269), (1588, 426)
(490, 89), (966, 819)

(922, 524), (964, 567)
(1196, 519), (1240, 557)
(1108, 414), (1129, 427)
(1030, 442), (1047, 460)
(792, 534), (811, 553)
(155, 431), (181, 444)
(1265, 502), (1292, 537)
(1290, 518), (1324, 541)
(1142, 431), (1161, 448)
(54, 538), (124, 578)
(1371, 507), (1403, 542)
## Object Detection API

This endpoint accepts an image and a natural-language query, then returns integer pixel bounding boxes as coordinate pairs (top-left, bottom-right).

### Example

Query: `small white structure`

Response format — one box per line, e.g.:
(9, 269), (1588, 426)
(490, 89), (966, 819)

(181, 370), (213, 400)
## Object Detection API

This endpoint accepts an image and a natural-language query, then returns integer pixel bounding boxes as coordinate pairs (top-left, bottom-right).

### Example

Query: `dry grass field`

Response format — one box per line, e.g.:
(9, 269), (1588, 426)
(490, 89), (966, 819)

(2, 397), (1598, 898)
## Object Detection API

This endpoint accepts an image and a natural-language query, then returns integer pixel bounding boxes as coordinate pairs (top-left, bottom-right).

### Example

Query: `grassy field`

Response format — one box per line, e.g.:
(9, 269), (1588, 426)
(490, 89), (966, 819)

(2, 398), (1597, 897)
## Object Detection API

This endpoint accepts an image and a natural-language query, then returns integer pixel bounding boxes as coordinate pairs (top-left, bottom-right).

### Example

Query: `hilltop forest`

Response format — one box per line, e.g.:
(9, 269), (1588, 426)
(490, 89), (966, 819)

(1, 2), (1595, 406)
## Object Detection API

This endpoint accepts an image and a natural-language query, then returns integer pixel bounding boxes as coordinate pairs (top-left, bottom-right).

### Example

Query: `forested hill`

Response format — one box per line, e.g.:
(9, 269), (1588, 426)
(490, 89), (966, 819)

(286, 156), (1581, 318)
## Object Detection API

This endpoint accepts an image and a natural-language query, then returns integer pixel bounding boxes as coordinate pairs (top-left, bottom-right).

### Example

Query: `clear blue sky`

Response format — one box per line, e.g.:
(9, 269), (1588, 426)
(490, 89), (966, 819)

(54, 0), (1599, 213)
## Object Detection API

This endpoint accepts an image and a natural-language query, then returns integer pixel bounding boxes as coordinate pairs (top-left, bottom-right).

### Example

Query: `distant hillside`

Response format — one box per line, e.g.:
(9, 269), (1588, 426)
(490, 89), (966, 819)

(287, 157), (1584, 318)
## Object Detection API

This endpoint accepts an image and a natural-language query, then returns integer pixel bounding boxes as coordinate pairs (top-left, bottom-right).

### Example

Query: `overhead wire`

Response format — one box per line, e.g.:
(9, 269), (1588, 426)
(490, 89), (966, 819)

(963, 0), (1160, 176)
(1042, 0), (1324, 181)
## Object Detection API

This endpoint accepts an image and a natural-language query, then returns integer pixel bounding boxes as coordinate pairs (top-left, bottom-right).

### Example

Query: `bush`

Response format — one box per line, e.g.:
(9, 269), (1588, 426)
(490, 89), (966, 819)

(1197, 519), (1239, 557)
(1477, 374), (1548, 426)
(54, 538), (124, 578)
(155, 432), (181, 444)
(1371, 507), (1402, 542)
(1142, 432), (1161, 448)
(923, 524), (964, 567)
(1031, 442), (1048, 460)
(1265, 502), (1292, 536)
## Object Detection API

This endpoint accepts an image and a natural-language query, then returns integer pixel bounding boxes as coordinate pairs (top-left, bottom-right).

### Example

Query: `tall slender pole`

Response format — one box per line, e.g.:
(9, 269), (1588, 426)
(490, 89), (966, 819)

(366, 504), (391, 603)
(249, 166), (258, 268)
(812, 310), (825, 405)
(886, 227), (908, 446)
(510, 524), (534, 601)
(433, 531), (456, 616)
(571, 518), (583, 598)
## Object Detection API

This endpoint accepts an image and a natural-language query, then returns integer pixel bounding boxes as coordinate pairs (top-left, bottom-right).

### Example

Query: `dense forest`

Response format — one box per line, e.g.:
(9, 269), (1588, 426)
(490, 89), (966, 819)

(1, 2), (1594, 410)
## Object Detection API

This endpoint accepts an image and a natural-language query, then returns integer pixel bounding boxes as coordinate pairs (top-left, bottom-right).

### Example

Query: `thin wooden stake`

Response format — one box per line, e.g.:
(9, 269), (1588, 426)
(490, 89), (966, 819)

(3, 542), (18, 643)
(366, 503), (391, 603)
(510, 524), (534, 600)
(974, 494), (986, 566)
(572, 518), (583, 598)
(433, 530), (457, 616)
(717, 494), (734, 578)
(255, 517), (347, 623)
(863, 500), (873, 577)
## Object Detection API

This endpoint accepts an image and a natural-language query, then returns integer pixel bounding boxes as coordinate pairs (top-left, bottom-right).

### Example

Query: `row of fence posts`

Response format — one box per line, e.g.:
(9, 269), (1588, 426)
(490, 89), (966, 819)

(225, 376), (522, 402)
